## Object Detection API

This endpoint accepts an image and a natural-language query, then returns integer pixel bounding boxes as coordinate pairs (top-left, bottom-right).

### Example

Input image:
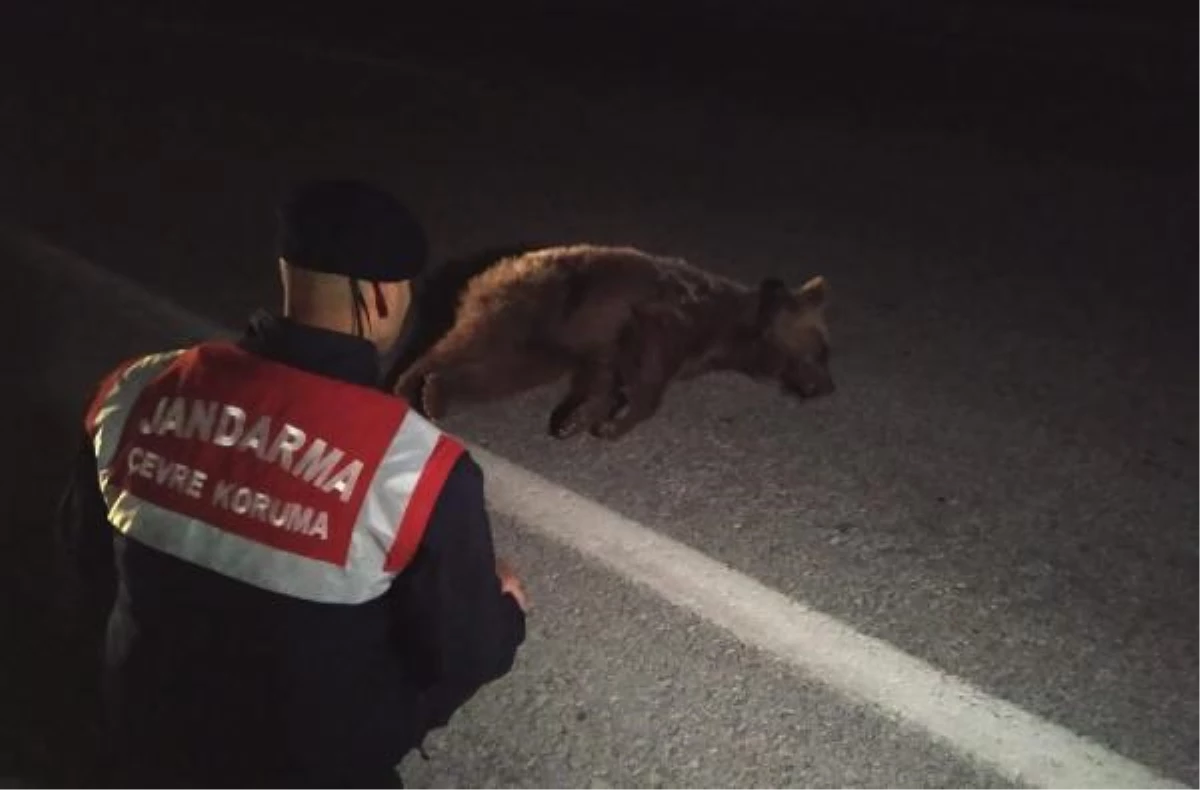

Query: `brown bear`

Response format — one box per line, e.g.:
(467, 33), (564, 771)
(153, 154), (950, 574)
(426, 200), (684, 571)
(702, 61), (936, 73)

(388, 243), (834, 440)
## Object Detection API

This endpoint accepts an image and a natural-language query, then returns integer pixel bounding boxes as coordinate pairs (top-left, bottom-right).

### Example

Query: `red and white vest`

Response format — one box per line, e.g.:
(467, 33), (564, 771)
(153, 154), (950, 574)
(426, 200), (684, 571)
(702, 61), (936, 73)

(84, 341), (464, 605)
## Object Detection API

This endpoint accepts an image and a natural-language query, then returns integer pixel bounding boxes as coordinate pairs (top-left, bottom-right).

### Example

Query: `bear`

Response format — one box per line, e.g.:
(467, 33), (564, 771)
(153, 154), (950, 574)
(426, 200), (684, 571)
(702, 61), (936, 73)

(387, 243), (834, 440)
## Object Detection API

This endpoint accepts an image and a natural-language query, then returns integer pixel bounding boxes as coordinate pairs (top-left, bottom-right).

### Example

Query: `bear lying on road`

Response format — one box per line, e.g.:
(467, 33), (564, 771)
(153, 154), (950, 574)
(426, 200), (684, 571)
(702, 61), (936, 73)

(387, 243), (834, 440)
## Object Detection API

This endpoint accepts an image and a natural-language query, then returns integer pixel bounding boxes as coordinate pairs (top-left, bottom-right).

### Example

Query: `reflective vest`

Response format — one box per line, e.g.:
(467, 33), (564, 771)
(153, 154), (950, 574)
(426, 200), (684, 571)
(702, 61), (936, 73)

(84, 341), (464, 605)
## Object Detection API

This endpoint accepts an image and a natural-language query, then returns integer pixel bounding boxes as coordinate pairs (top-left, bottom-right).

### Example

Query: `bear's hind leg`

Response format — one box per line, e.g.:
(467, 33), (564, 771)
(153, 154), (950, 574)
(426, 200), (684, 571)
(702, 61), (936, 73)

(589, 315), (680, 440)
(422, 354), (568, 420)
(589, 388), (662, 440)
(549, 357), (621, 440)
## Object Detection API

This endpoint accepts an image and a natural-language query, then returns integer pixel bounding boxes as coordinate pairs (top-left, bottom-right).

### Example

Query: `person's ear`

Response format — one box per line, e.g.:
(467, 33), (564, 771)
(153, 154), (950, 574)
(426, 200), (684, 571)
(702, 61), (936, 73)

(372, 282), (389, 318)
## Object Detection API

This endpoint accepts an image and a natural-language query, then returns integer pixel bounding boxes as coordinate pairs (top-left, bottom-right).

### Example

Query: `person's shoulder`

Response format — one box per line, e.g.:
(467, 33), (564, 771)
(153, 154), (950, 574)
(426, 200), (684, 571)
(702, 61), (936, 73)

(84, 346), (191, 419)
(387, 405), (480, 489)
(426, 433), (485, 510)
(439, 441), (483, 490)
(420, 442), (487, 548)
(98, 346), (190, 382)
(392, 404), (471, 456)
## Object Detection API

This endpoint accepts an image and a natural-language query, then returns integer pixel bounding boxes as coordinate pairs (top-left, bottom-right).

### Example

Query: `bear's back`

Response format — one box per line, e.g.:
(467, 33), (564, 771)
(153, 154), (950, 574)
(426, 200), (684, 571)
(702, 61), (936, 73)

(470, 245), (740, 346)
(460, 245), (712, 347)
(463, 244), (719, 305)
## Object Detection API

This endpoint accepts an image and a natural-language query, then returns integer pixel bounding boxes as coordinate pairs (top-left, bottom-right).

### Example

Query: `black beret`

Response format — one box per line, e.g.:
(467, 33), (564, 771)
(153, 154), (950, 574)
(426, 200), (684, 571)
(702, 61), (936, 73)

(276, 179), (429, 282)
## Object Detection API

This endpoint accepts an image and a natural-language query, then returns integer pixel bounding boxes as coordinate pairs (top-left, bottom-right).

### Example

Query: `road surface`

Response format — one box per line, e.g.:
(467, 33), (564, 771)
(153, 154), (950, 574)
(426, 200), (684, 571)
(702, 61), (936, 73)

(0, 5), (1194, 787)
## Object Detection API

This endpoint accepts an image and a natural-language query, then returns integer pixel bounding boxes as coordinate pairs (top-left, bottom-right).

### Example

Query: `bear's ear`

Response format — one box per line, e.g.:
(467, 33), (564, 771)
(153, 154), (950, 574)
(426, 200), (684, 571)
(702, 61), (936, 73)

(757, 277), (794, 327)
(795, 275), (829, 310)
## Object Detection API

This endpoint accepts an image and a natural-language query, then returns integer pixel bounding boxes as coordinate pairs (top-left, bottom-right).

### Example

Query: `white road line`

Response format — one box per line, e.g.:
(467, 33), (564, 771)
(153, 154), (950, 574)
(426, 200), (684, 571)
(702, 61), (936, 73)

(7, 226), (1188, 790)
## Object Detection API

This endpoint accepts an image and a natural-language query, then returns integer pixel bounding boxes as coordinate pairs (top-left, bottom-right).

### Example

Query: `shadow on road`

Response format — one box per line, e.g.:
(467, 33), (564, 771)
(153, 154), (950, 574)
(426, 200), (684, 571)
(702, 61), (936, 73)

(0, 284), (110, 785)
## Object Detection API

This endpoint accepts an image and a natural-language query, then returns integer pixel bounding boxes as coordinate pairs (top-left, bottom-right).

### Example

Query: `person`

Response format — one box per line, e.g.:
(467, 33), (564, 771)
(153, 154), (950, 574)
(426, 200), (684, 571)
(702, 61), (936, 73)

(54, 179), (529, 788)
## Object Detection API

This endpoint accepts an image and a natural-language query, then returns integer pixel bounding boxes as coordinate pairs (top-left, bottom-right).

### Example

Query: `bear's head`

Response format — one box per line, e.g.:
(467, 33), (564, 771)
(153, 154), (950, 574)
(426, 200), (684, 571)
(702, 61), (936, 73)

(738, 275), (834, 400)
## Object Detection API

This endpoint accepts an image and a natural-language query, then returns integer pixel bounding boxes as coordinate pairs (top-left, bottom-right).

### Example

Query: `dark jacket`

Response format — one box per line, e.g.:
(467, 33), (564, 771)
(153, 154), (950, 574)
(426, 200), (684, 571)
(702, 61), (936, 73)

(55, 311), (526, 788)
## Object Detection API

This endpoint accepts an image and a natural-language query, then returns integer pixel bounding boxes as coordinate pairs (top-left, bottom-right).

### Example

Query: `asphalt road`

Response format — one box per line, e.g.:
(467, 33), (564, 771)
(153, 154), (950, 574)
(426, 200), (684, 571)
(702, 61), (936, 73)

(0, 6), (1195, 788)
(3, 233), (1010, 789)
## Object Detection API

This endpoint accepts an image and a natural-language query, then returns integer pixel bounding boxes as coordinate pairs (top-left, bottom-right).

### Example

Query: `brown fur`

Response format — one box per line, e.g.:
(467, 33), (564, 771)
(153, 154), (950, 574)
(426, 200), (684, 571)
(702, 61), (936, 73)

(391, 243), (834, 439)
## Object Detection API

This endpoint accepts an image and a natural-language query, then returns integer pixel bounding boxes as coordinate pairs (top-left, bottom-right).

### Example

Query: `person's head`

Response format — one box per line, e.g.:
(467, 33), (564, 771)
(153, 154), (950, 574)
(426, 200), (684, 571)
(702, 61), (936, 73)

(275, 178), (428, 356)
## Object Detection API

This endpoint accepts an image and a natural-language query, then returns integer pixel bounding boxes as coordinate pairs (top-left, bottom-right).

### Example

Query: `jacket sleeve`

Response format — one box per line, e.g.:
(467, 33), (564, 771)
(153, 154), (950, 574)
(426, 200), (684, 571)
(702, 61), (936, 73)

(54, 429), (117, 649)
(388, 451), (527, 731)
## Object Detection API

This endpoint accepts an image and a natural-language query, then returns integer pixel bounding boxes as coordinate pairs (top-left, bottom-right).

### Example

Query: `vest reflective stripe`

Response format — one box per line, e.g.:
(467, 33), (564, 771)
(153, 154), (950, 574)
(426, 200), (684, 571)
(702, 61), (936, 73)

(88, 350), (188, 470)
(344, 408), (442, 579)
(385, 433), (463, 572)
(87, 343), (462, 604)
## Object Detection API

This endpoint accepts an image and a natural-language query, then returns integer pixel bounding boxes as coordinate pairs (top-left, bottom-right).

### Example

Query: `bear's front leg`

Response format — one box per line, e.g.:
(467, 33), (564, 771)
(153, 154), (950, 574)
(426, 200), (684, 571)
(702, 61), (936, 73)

(420, 372), (451, 420)
(393, 367), (432, 414)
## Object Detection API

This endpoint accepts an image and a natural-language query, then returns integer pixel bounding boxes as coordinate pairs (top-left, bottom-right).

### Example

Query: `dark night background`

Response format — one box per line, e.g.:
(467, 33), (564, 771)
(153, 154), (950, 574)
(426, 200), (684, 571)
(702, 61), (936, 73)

(30, 0), (1193, 167)
(0, 0), (1195, 786)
